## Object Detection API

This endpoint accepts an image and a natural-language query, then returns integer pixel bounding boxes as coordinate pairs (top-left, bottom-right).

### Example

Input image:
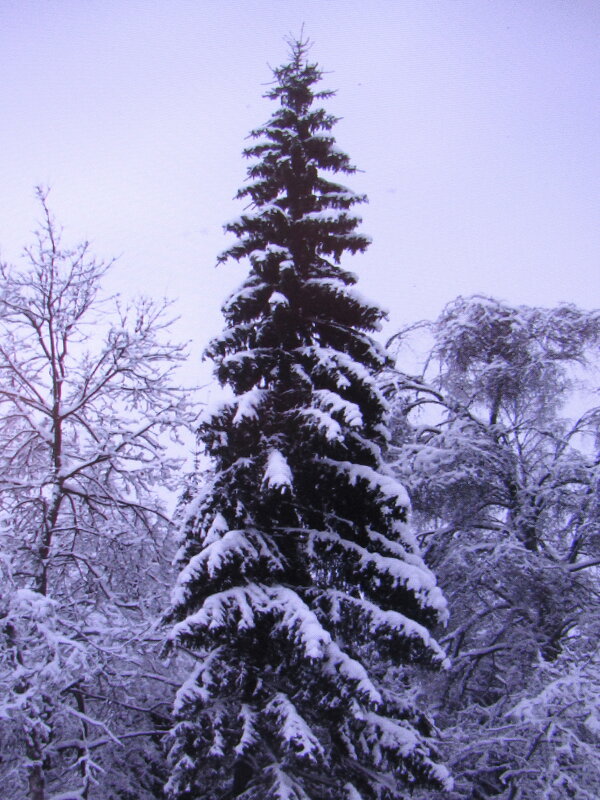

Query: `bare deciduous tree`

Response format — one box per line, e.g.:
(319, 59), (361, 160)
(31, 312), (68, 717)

(0, 189), (193, 799)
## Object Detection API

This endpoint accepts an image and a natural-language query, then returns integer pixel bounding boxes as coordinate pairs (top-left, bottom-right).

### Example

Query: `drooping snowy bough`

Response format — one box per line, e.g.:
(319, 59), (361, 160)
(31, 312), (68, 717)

(165, 38), (450, 800)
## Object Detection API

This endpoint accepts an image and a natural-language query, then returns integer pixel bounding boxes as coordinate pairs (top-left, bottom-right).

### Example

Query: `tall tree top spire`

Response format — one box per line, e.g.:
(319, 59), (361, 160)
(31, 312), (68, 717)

(220, 36), (369, 274)
(268, 34), (331, 105)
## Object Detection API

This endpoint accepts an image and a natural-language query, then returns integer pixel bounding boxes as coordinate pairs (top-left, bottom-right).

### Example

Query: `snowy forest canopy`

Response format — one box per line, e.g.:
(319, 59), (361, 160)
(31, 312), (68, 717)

(1, 40), (599, 800)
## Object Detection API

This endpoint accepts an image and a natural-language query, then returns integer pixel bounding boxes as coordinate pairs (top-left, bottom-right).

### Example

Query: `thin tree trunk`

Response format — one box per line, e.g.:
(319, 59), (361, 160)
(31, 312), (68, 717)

(27, 757), (45, 800)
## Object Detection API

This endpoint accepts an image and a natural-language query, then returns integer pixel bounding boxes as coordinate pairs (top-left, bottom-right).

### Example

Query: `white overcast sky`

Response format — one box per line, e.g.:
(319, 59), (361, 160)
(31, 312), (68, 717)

(1, 0), (599, 385)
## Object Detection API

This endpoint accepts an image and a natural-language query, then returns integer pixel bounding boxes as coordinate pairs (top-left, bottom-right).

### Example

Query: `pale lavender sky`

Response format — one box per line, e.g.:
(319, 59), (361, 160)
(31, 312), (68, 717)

(1, 0), (599, 382)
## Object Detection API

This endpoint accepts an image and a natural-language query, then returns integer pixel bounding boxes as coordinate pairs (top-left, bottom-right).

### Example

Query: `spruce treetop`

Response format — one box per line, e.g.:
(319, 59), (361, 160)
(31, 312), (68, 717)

(209, 36), (386, 405)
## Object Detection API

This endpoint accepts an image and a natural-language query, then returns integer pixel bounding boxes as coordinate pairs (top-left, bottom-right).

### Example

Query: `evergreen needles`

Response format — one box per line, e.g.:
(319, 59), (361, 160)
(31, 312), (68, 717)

(166, 38), (450, 800)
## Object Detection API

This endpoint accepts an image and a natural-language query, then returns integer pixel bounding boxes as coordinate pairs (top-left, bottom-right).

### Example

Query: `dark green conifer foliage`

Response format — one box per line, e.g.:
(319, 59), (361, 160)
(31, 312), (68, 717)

(166, 38), (450, 800)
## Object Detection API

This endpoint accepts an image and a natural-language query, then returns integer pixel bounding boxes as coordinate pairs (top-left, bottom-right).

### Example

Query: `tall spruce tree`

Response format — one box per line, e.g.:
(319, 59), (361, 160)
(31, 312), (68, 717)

(166, 39), (450, 800)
